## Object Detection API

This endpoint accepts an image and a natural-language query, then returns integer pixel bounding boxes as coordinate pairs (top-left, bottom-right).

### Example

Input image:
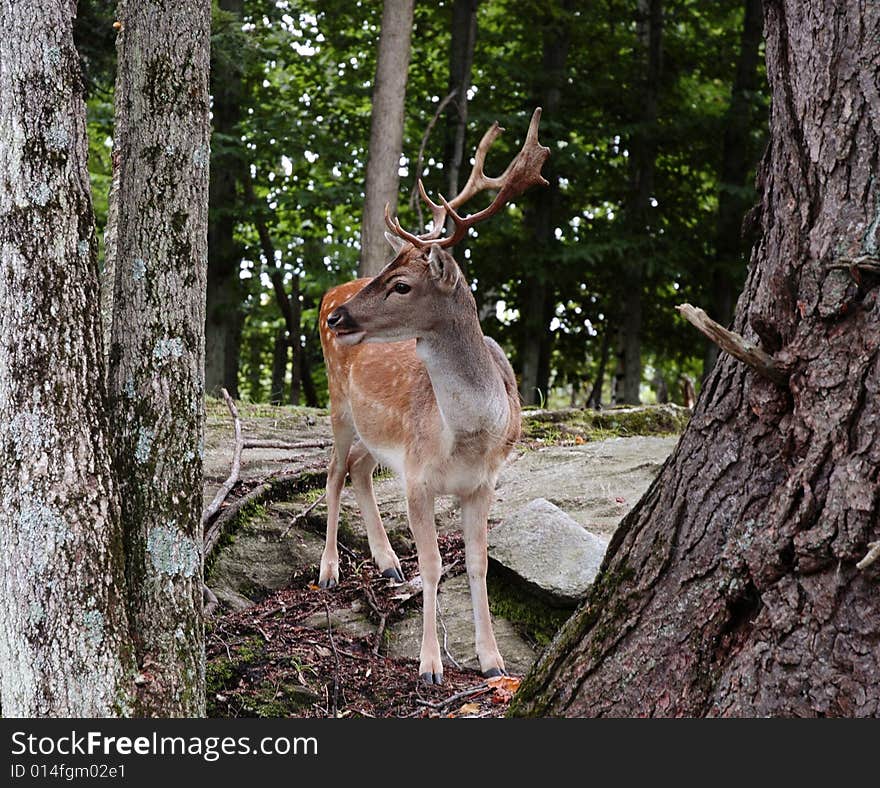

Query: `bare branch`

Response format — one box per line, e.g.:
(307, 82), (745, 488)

(203, 584), (219, 617)
(280, 491), (327, 538)
(857, 541), (880, 570)
(243, 438), (333, 451)
(202, 388), (243, 526)
(676, 304), (788, 386)
(408, 90), (458, 233)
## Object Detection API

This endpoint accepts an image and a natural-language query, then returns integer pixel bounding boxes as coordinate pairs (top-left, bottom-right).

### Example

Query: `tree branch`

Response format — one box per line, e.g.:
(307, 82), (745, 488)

(676, 303), (788, 386)
(409, 90), (458, 232)
(202, 388), (243, 526)
(243, 438), (333, 451)
(857, 541), (880, 571)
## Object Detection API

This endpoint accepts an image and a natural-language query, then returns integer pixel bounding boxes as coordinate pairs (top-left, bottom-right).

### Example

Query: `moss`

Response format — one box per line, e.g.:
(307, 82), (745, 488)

(521, 404), (690, 445)
(243, 681), (320, 718)
(488, 571), (571, 646)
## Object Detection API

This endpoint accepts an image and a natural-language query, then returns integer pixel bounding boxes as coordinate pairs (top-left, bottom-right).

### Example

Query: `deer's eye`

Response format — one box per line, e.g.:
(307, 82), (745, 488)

(393, 282), (411, 295)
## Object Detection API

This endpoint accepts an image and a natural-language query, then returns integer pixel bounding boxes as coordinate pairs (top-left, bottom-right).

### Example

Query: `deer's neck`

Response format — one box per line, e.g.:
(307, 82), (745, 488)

(415, 291), (508, 439)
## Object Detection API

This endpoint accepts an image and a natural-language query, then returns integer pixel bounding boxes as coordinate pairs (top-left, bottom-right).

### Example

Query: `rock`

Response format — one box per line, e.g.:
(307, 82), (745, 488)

(207, 509), (325, 603)
(386, 573), (536, 675)
(211, 586), (255, 611)
(302, 606), (376, 639)
(488, 498), (608, 606)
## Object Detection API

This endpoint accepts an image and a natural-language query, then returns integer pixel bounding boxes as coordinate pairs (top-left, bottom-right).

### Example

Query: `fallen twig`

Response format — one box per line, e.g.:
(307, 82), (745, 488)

(438, 602), (461, 670)
(362, 582), (388, 657)
(414, 683), (490, 711)
(243, 438), (333, 451)
(202, 388), (243, 526)
(280, 491), (327, 538)
(324, 600), (341, 717)
(857, 541), (880, 570)
(676, 303), (788, 386)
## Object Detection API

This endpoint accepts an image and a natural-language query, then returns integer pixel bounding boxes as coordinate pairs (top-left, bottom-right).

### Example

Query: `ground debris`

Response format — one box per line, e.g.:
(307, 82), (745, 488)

(206, 531), (516, 719)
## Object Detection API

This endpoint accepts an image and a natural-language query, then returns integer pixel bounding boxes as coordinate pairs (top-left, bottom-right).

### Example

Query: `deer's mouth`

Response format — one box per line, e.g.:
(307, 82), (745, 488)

(333, 328), (366, 346)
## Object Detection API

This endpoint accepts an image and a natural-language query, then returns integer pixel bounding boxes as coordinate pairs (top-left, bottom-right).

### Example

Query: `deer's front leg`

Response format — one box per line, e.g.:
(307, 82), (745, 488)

(406, 484), (443, 684)
(461, 486), (505, 677)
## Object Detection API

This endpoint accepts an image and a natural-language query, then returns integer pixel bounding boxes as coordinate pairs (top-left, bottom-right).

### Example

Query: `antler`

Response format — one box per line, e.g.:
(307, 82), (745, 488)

(384, 107), (551, 249)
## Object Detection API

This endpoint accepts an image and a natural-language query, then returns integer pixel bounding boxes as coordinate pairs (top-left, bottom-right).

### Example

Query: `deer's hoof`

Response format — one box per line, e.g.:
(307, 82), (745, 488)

(482, 667), (507, 678)
(420, 672), (444, 686)
(318, 577), (338, 589)
(381, 567), (405, 582)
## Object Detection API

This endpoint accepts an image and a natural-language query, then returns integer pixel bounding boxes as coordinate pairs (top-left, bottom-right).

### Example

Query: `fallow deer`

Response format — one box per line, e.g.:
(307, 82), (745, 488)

(318, 108), (550, 683)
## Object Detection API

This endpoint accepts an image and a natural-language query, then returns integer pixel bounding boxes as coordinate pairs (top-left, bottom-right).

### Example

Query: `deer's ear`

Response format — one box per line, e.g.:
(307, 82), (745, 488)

(428, 246), (460, 293)
(384, 231), (408, 255)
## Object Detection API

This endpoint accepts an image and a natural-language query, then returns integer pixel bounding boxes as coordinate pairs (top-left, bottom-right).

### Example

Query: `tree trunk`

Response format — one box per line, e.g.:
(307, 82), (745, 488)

(587, 325), (612, 409)
(517, 1), (572, 406)
(359, 0), (414, 277)
(705, 0), (764, 374)
(205, 0), (245, 397)
(511, 0), (880, 717)
(270, 329), (289, 405)
(0, 1), (134, 716)
(615, 0), (663, 405)
(444, 0), (480, 234)
(107, 0), (210, 717)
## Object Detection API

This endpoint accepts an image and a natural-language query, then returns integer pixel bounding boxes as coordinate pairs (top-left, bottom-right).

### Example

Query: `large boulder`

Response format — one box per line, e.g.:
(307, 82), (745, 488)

(488, 498), (608, 606)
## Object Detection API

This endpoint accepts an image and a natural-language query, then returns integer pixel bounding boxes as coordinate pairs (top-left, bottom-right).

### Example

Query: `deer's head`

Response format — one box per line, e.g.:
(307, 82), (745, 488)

(327, 241), (463, 345)
(327, 107), (550, 346)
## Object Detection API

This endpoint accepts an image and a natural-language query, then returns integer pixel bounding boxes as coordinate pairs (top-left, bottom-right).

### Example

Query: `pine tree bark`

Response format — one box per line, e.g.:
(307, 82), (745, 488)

(206, 0), (245, 398)
(705, 0), (764, 374)
(511, 0), (880, 717)
(107, 0), (210, 716)
(359, 0), (414, 277)
(0, 1), (134, 716)
(614, 0), (662, 405)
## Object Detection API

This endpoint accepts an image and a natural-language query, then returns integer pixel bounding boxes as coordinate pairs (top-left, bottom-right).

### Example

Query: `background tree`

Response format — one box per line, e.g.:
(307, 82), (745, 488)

(206, 0), (248, 396)
(511, 0), (880, 717)
(107, 0), (211, 716)
(0, 0), (134, 716)
(359, 0), (415, 276)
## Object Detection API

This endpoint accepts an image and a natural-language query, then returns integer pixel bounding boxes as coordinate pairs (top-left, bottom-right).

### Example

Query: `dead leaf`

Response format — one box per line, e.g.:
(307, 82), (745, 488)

(486, 675), (521, 693)
(315, 645), (331, 658)
(457, 702), (481, 716)
(308, 583), (321, 591)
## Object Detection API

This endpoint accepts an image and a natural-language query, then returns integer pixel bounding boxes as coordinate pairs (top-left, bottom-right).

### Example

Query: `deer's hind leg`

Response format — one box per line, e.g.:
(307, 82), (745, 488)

(347, 441), (404, 581)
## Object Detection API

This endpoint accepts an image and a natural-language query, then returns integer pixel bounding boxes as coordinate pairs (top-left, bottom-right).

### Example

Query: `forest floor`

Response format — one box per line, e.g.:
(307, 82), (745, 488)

(203, 398), (688, 718)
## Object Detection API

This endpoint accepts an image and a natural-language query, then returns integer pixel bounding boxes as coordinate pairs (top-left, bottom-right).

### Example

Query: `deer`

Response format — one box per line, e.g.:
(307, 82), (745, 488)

(317, 108), (550, 684)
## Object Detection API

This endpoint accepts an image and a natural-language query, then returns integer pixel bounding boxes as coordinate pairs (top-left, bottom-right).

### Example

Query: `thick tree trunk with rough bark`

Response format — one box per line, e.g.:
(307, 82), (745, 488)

(359, 0), (414, 277)
(511, 0), (880, 717)
(107, 0), (210, 717)
(614, 0), (662, 406)
(705, 0), (764, 374)
(206, 0), (245, 398)
(0, 1), (134, 716)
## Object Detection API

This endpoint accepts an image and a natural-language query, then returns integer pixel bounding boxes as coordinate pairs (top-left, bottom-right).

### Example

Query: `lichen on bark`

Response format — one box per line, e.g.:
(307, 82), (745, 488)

(0, 1), (134, 716)
(106, 0), (211, 717)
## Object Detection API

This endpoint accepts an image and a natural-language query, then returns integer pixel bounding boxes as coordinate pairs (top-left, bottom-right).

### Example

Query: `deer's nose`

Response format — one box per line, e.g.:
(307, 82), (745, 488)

(327, 306), (354, 331)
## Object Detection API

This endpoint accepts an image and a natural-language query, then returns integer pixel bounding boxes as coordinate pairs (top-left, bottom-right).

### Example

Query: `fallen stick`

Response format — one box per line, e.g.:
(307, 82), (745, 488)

(415, 683), (490, 711)
(280, 491), (327, 538)
(202, 388), (243, 526)
(243, 438), (333, 451)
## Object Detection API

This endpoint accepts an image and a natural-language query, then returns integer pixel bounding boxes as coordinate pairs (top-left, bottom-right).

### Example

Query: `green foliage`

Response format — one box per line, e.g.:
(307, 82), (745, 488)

(83, 0), (769, 405)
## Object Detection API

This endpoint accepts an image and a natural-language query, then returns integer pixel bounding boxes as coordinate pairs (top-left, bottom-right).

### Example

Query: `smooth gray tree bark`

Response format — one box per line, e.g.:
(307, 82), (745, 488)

(0, 0), (134, 716)
(107, 0), (211, 716)
(359, 0), (414, 277)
